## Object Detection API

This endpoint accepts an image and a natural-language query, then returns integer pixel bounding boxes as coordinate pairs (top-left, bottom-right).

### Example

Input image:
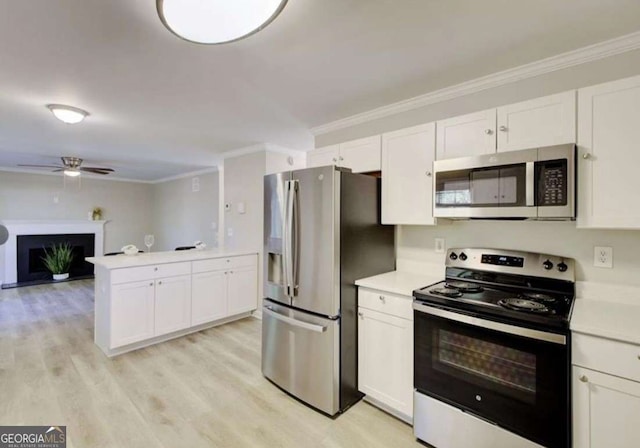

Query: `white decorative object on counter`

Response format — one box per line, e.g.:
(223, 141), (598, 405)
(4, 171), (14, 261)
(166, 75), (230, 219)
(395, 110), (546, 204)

(194, 241), (207, 250)
(121, 244), (139, 256)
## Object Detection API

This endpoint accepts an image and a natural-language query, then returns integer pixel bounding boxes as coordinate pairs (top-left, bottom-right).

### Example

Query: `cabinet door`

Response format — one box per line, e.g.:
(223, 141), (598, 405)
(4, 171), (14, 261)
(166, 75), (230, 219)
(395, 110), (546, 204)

(577, 75), (640, 228)
(339, 135), (381, 173)
(307, 145), (339, 168)
(358, 307), (413, 418)
(573, 366), (640, 448)
(381, 123), (436, 224)
(227, 265), (258, 315)
(154, 274), (192, 336)
(497, 91), (576, 152)
(436, 109), (496, 159)
(111, 280), (155, 348)
(191, 270), (227, 326)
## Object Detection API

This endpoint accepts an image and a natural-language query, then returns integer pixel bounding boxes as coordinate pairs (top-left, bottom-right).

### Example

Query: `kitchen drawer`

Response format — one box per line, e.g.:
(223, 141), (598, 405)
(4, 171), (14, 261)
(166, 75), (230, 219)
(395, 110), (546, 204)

(192, 255), (256, 274)
(573, 332), (640, 383)
(358, 287), (413, 320)
(111, 262), (191, 284)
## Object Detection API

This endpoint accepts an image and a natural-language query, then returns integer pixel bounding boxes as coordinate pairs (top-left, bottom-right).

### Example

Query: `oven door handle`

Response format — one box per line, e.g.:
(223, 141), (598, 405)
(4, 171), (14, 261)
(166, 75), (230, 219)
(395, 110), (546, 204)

(525, 161), (535, 207)
(413, 302), (566, 345)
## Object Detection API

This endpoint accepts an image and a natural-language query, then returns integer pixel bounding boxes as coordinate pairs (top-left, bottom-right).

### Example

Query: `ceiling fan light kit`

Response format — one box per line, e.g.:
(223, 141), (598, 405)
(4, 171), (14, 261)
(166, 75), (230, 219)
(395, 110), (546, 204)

(156, 0), (287, 44)
(46, 104), (89, 124)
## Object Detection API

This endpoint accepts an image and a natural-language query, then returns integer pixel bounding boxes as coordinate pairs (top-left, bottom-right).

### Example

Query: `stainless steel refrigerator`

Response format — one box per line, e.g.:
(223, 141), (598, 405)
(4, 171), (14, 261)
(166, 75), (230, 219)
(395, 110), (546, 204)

(261, 165), (395, 416)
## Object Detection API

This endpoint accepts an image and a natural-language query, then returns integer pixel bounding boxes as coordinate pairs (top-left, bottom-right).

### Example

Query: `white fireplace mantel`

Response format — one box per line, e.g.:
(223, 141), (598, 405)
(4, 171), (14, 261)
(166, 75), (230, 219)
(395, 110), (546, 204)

(0, 219), (106, 286)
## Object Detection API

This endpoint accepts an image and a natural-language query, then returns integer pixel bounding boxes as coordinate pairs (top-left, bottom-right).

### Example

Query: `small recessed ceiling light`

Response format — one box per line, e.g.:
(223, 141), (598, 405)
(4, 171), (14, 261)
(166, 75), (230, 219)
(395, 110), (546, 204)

(157, 0), (287, 45)
(63, 168), (81, 177)
(47, 104), (89, 124)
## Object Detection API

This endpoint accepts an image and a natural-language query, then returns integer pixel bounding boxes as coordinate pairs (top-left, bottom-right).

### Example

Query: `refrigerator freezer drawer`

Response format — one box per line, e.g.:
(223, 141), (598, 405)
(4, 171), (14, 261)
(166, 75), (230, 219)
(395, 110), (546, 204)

(261, 300), (340, 415)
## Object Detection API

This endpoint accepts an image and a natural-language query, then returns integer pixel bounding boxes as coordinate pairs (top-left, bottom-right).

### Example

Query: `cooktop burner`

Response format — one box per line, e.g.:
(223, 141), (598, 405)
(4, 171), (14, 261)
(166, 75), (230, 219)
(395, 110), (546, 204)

(497, 298), (551, 314)
(520, 292), (556, 303)
(429, 287), (463, 298)
(444, 281), (484, 293)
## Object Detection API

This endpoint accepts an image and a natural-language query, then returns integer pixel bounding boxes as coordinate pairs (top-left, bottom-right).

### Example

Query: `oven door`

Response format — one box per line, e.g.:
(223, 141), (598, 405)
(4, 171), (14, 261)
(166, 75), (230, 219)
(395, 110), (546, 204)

(414, 302), (569, 448)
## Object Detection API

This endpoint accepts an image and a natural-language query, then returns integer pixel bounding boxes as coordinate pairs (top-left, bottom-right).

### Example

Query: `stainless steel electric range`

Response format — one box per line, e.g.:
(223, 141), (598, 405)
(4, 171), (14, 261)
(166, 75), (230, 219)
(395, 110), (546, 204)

(412, 248), (575, 448)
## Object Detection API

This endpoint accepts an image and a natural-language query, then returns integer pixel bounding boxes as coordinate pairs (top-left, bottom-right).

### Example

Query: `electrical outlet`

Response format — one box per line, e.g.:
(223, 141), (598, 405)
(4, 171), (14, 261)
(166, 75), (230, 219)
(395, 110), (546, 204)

(594, 246), (613, 268)
(192, 177), (200, 192)
(227, 227), (233, 237)
(53, 195), (59, 204)
(435, 238), (445, 253)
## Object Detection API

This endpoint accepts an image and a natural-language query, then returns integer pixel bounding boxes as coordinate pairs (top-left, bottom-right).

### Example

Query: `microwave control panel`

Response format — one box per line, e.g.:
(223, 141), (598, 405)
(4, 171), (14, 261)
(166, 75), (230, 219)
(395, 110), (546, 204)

(537, 159), (567, 206)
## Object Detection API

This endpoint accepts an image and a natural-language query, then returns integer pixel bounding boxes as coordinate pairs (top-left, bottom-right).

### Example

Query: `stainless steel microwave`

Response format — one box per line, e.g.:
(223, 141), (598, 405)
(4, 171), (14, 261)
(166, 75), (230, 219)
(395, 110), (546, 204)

(433, 144), (576, 219)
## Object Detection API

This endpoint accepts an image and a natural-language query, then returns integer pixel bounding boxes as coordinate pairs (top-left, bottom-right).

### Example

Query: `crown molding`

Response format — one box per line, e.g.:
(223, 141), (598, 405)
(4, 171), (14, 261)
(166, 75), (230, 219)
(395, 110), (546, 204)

(311, 30), (640, 136)
(151, 166), (219, 184)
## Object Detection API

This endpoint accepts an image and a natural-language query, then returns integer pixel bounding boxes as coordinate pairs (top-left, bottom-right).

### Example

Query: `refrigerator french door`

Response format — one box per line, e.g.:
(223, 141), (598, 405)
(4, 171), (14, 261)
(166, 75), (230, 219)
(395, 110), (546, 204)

(262, 165), (395, 416)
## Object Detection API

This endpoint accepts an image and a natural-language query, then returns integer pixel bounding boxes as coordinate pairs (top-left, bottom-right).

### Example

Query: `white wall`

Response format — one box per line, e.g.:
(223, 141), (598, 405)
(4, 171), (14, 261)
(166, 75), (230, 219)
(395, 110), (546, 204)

(315, 49), (640, 287)
(152, 171), (219, 251)
(0, 171), (153, 252)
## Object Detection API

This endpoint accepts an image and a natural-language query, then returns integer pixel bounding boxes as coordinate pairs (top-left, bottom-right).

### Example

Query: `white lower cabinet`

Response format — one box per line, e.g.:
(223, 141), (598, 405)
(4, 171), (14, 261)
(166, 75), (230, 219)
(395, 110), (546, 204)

(572, 332), (640, 447)
(191, 270), (228, 325)
(573, 366), (640, 448)
(111, 280), (155, 348)
(227, 265), (258, 315)
(154, 274), (192, 336)
(358, 287), (413, 421)
(103, 253), (258, 355)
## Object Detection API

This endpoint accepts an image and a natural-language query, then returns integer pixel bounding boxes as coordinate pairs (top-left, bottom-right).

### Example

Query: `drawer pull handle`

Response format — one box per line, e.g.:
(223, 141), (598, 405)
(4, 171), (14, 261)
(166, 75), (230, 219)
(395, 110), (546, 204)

(149, 282), (153, 287)
(378, 295), (385, 303)
(358, 312), (363, 318)
(158, 281), (162, 285)
(154, 267), (158, 271)
(579, 375), (588, 383)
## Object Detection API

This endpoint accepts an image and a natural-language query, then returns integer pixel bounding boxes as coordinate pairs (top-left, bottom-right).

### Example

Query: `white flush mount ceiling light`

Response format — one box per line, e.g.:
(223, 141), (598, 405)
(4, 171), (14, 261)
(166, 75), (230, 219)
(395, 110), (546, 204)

(46, 104), (89, 124)
(157, 0), (288, 44)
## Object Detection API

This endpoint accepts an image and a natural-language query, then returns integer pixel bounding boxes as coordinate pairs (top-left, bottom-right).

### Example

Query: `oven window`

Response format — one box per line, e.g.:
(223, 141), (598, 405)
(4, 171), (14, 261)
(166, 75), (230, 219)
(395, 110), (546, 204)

(435, 329), (536, 402)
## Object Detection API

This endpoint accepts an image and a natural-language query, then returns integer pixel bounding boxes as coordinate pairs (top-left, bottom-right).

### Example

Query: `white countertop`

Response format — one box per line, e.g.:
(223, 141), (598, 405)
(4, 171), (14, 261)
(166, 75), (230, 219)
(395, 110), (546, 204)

(355, 270), (443, 298)
(86, 249), (257, 269)
(571, 298), (640, 346)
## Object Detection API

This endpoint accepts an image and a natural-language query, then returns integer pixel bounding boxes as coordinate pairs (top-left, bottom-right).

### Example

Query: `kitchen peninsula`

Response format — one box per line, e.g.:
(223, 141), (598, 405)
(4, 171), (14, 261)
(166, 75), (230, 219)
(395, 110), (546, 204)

(87, 250), (258, 357)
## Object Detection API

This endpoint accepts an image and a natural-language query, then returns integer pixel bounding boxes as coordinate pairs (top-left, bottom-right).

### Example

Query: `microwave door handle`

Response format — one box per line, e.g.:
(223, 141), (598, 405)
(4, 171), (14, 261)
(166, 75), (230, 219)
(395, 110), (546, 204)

(526, 161), (535, 206)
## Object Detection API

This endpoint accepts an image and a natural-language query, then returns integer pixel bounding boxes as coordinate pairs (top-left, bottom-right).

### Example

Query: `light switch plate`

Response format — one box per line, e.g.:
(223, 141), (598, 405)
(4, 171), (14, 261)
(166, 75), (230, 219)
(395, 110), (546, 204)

(237, 202), (246, 214)
(435, 238), (445, 253)
(594, 246), (613, 268)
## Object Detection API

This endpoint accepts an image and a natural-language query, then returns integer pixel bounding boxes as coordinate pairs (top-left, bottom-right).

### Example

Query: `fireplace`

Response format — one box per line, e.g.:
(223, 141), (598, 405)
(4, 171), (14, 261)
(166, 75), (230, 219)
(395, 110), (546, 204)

(17, 234), (95, 283)
(0, 220), (105, 287)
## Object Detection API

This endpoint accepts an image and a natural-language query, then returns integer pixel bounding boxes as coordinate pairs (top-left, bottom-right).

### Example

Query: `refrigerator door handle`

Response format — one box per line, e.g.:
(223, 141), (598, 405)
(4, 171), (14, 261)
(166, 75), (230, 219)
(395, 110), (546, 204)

(291, 179), (300, 296)
(284, 180), (295, 298)
(263, 305), (327, 333)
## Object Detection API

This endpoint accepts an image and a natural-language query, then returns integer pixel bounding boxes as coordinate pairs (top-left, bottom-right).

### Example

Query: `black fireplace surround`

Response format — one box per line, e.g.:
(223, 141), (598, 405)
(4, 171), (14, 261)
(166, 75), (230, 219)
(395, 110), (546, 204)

(17, 233), (95, 283)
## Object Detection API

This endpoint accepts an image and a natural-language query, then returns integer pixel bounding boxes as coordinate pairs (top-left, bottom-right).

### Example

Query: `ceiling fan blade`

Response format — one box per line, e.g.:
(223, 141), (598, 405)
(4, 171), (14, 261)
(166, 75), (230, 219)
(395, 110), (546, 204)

(81, 166), (114, 172)
(17, 164), (63, 168)
(80, 168), (114, 175)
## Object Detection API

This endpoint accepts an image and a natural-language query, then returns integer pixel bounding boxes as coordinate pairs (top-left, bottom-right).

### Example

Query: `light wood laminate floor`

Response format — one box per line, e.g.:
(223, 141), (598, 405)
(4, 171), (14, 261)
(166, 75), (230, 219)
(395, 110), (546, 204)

(0, 280), (422, 447)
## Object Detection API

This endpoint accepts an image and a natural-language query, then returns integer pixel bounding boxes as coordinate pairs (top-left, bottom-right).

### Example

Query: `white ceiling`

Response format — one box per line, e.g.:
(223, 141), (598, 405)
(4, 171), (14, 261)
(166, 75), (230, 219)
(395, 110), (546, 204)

(1, 0), (640, 180)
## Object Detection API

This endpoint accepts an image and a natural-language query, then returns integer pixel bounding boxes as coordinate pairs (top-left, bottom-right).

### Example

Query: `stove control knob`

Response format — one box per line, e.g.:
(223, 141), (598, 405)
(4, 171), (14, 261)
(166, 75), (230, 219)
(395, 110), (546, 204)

(543, 259), (554, 270)
(459, 252), (468, 261)
(449, 252), (458, 261)
(557, 262), (568, 272)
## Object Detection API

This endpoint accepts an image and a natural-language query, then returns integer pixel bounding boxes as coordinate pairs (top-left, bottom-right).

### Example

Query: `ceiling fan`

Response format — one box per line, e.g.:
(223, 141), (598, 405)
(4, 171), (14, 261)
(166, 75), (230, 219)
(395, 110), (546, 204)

(18, 157), (115, 177)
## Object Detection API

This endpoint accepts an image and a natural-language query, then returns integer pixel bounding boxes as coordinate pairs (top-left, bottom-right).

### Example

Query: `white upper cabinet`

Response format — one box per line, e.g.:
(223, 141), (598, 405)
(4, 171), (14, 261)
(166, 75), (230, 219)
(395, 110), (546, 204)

(306, 144), (339, 168)
(436, 109), (496, 160)
(307, 136), (381, 173)
(577, 75), (640, 229)
(339, 135), (381, 173)
(382, 123), (436, 225)
(436, 92), (577, 159)
(497, 90), (576, 152)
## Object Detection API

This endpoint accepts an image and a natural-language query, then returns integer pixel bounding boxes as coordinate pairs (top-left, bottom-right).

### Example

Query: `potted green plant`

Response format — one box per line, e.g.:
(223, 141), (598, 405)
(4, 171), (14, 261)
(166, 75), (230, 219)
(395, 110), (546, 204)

(41, 243), (74, 281)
